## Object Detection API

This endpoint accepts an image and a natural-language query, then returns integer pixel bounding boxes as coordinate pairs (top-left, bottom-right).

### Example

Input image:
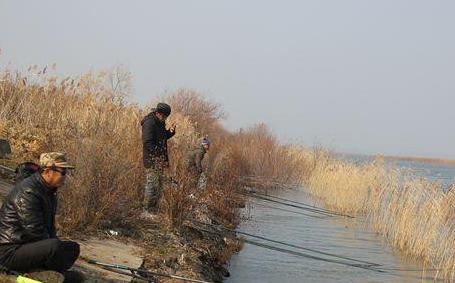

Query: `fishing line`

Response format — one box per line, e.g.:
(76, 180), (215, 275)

(249, 192), (355, 218)
(251, 202), (328, 219)
(189, 220), (449, 277)
(189, 219), (382, 268)
(244, 193), (352, 218)
(243, 239), (385, 273)
(187, 222), (384, 273)
(250, 191), (346, 214)
(241, 192), (335, 217)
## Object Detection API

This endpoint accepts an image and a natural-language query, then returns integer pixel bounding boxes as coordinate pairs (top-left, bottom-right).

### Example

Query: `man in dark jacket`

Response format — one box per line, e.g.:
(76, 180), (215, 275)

(0, 152), (79, 273)
(141, 102), (175, 212)
(185, 137), (210, 189)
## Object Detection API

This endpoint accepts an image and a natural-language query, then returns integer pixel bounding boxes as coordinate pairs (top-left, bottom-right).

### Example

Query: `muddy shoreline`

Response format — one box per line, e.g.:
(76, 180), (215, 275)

(0, 173), (243, 282)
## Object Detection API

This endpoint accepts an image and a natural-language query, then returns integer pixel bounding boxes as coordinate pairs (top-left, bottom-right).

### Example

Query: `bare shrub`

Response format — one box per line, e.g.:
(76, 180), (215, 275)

(0, 68), (144, 234)
(0, 67), (311, 240)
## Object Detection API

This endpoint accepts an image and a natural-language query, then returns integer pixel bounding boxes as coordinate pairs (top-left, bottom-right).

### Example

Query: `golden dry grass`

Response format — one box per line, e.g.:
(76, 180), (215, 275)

(0, 66), (304, 235)
(303, 150), (455, 280)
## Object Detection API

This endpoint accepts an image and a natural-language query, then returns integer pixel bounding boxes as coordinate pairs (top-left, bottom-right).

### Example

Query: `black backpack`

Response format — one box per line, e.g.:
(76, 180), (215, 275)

(14, 162), (39, 183)
(0, 139), (12, 158)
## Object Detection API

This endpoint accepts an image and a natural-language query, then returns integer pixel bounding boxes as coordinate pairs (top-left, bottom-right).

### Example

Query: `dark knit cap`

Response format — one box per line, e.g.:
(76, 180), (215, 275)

(156, 103), (171, 116)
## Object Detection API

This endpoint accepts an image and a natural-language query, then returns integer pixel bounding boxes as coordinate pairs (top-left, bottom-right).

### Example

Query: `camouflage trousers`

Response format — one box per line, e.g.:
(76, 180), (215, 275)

(187, 171), (207, 192)
(143, 166), (164, 212)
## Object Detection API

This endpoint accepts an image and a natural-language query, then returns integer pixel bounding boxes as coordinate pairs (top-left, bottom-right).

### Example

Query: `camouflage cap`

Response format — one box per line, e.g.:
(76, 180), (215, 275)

(39, 152), (75, 169)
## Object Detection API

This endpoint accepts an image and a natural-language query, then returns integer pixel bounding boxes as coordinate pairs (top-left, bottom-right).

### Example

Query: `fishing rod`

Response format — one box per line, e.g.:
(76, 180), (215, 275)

(240, 176), (300, 190)
(248, 192), (355, 218)
(189, 219), (381, 268)
(0, 164), (14, 174)
(241, 192), (334, 217)
(82, 257), (211, 283)
(187, 222), (384, 273)
(250, 191), (338, 212)
(251, 202), (328, 219)
(244, 192), (354, 218)
(243, 239), (385, 273)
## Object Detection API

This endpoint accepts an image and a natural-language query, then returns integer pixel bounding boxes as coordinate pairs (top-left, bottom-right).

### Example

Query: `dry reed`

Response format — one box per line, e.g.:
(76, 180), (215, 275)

(304, 150), (455, 280)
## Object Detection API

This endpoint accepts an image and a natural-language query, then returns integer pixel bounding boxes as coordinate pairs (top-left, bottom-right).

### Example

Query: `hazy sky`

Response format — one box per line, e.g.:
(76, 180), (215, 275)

(1, 1), (454, 158)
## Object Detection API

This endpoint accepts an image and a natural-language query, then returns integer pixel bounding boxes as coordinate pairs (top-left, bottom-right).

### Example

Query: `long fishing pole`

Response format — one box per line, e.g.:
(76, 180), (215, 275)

(82, 258), (211, 283)
(101, 267), (156, 282)
(0, 165), (14, 174)
(250, 193), (354, 218)
(187, 222), (384, 273)
(241, 192), (334, 217)
(240, 175), (302, 186)
(243, 239), (385, 273)
(189, 219), (381, 267)
(250, 191), (343, 214)
(251, 202), (328, 219)
(244, 193), (353, 218)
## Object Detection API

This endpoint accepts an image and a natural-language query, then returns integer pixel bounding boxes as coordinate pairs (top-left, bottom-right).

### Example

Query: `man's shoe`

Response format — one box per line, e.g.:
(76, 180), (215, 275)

(63, 270), (86, 283)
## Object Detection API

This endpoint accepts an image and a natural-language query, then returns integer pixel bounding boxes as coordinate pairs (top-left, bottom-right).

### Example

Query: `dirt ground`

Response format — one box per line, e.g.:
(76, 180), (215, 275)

(0, 175), (241, 283)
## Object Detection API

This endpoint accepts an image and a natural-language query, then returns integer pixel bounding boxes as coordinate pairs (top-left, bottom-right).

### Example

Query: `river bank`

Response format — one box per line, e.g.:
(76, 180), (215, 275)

(0, 173), (243, 282)
(0, 68), (307, 282)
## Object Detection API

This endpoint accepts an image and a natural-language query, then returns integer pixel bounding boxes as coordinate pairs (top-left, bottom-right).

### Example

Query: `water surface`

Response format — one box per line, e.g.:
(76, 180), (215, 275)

(226, 159), (454, 282)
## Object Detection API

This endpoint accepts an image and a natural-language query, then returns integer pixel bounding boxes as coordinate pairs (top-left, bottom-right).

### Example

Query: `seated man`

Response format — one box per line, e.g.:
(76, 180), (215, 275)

(0, 152), (80, 273)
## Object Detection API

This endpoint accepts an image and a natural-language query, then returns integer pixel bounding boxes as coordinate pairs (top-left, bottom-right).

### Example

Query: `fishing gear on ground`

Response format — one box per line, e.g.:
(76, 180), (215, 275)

(82, 258), (211, 283)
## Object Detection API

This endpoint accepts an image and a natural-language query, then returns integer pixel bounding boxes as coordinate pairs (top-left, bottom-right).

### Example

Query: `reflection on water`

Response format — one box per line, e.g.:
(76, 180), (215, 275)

(226, 159), (454, 282)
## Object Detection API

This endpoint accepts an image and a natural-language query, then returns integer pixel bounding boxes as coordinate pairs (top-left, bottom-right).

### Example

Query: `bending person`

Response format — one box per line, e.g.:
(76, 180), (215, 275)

(185, 137), (210, 190)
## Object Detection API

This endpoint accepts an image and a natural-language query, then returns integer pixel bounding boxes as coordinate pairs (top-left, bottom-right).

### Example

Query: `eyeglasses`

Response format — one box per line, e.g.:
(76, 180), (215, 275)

(52, 168), (68, 176)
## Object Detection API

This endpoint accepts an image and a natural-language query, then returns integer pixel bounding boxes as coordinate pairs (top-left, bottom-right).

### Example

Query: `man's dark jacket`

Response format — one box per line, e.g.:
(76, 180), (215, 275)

(0, 173), (57, 245)
(185, 146), (206, 174)
(141, 111), (175, 168)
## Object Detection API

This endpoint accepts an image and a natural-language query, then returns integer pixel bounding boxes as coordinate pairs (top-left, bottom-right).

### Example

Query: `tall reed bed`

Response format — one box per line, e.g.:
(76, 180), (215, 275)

(304, 151), (455, 280)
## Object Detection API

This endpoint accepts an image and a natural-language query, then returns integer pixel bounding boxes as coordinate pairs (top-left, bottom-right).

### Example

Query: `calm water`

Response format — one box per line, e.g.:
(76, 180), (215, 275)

(226, 159), (455, 283)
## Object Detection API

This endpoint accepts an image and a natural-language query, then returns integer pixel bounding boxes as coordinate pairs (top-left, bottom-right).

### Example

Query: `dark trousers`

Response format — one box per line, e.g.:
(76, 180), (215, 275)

(0, 239), (80, 272)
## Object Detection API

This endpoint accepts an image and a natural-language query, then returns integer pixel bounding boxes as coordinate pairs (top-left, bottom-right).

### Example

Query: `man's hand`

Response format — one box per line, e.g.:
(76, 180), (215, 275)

(169, 124), (176, 134)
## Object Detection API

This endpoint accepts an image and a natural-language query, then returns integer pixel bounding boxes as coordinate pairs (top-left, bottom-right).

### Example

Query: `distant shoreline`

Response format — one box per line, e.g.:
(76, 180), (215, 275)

(381, 155), (455, 166)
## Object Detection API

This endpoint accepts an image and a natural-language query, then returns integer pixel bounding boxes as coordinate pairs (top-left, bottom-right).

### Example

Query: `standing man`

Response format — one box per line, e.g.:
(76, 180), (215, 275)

(185, 137), (210, 190)
(0, 152), (80, 273)
(141, 102), (175, 212)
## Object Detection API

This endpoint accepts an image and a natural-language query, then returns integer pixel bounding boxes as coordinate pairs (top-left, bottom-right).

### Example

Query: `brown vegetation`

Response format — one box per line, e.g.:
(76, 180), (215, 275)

(304, 151), (455, 280)
(0, 66), (309, 282)
(0, 65), (303, 252)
